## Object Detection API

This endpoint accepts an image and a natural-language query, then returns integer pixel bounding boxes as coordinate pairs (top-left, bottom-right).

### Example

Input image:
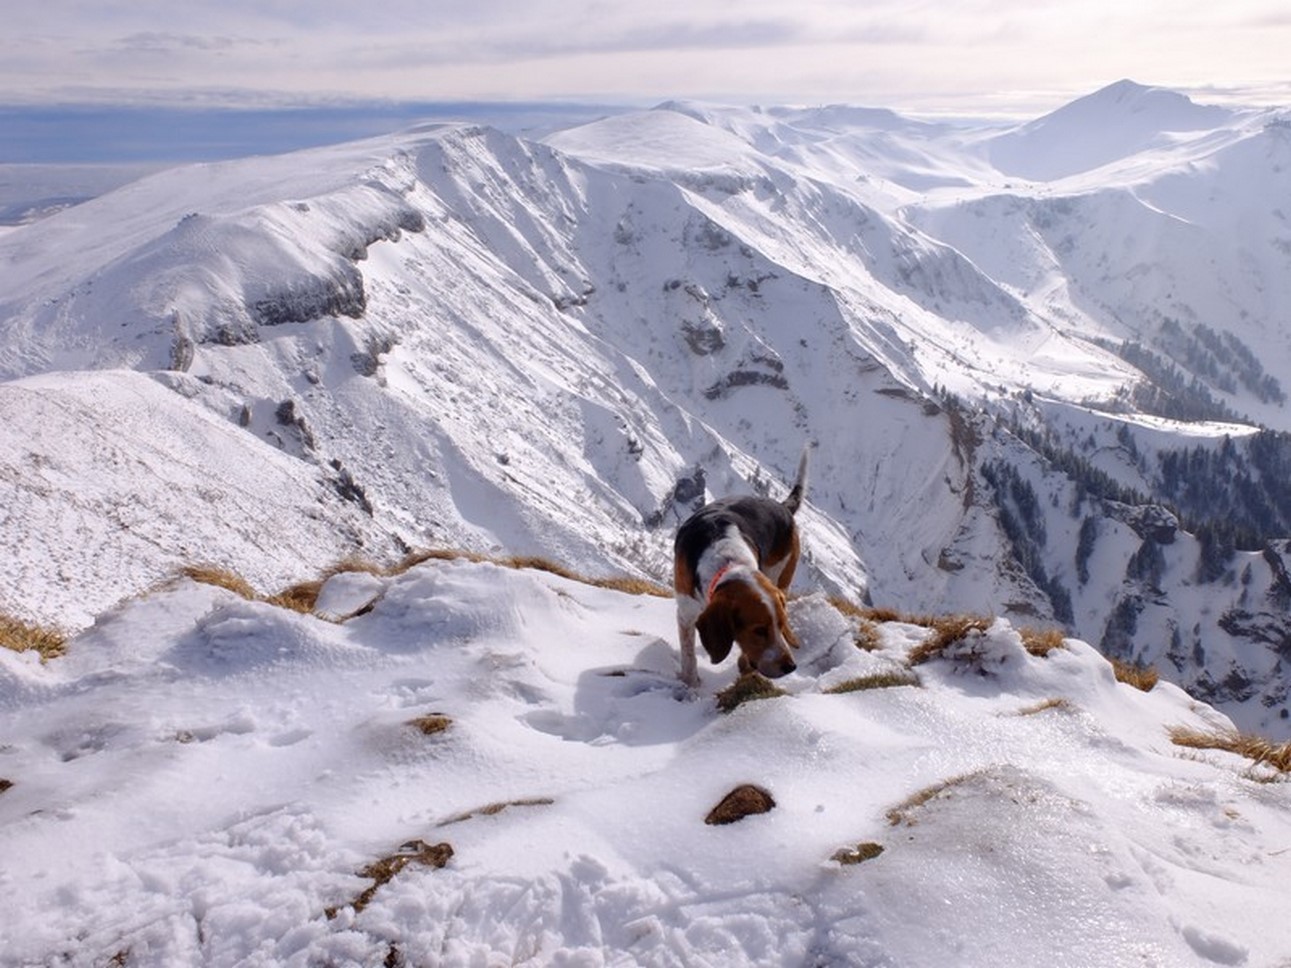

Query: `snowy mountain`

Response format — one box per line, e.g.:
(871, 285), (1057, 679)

(4, 80), (1291, 746)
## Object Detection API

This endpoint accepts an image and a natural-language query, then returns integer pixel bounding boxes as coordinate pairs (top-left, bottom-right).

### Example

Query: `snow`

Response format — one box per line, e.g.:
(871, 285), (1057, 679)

(4, 80), (1291, 962)
(3, 556), (1289, 966)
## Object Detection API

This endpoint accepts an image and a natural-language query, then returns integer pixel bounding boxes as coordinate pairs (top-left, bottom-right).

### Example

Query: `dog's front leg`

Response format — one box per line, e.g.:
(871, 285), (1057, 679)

(677, 614), (700, 687)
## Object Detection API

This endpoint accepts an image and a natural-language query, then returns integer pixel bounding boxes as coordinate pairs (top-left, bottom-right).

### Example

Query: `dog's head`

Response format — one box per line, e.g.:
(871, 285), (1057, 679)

(695, 574), (798, 678)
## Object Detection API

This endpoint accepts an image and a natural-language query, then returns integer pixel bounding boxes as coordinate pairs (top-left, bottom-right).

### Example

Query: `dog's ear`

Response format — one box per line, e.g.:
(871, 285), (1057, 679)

(696, 604), (734, 664)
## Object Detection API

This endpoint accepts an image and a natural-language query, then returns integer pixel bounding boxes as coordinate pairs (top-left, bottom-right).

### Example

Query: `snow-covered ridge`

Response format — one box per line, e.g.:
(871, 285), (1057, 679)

(3, 81), (1291, 740)
(2, 556), (1286, 966)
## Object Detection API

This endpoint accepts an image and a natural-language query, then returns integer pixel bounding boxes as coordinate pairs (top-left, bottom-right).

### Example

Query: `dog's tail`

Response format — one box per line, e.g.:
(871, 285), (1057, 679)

(783, 444), (811, 515)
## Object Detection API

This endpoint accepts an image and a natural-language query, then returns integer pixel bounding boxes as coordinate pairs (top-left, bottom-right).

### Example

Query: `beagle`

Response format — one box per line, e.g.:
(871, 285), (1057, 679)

(673, 449), (809, 686)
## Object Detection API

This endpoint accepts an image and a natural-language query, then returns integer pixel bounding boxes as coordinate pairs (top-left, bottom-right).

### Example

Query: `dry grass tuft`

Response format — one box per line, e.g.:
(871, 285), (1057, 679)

(268, 557), (389, 613)
(705, 784), (776, 825)
(1014, 697), (1075, 717)
(826, 597), (884, 651)
(1168, 726), (1291, 773)
(407, 714), (452, 736)
(1111, 658), (1159, 692)
(908, 614), (993, 666)
(0, 614), (67, 661)
(832, 842), (884, 865)
(588, 575), (673, 597)
(824, 670), (920, 694)
(180, 565), (259, 600)
(853, 619), (882, 652)
(1019, 627), (1066, 657)
(886, 771), (984, 826)
(438, 796), (555, 826)
(327, 839), (453, 917)
(183, 562), (369, 615)
(392, 548), (488, 574)
(826, 597), (868, 620)
(393, 548), (671, 597)
(858, 605), (920, 624)
(715, 673), (789, 713)
(265, 579), (325, 614)
(182, 547), (669, 622)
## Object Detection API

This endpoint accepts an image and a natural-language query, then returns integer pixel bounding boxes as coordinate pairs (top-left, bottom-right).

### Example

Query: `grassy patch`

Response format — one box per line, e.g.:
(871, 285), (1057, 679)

(715, 673), (788, 712)
(326, 839), (453, 918)
(1013, 698), (1074, 716)
(908, 614), (993, 666)
(1168, 726), (1291, 773)
(438, 797), (555, 827)
(180, 547), (669, 621)
(1019, 627), (1066, 657)
(0, 614), (67, 661)
(180, 565), (259, 600)
(853, 620), (882, 652)
(407, 714), (452, 736)
(886, 771), (985, 826)
(265, 579), (326, 614)
(832, 842), (884, 865)
(826, 597), (884, 651)
(396, 549), (672, 597)
(1111, 658), (1159, 691)
(824, 670), (920, 693)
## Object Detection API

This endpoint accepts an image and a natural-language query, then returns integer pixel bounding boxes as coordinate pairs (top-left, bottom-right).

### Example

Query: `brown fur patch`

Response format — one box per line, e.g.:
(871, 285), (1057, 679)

(673, 549), (696, 598)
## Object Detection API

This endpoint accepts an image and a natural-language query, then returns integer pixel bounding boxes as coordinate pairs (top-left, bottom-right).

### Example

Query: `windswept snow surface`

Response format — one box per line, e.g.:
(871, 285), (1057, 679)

(2, 558), (1289, 966)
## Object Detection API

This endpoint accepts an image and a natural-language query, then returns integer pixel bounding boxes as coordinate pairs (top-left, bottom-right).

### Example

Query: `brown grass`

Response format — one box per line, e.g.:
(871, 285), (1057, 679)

(908, 614), (993, 665)
(181, 548), (670, 621)
(832, 842), (884, 865)
(180, 565), (259, 600)
(438, 797), (555, 827)
(1019, 627), (1066, 657)
(824, 670), (920, 694)
(1168, 726), (1291, 773)
(1111, 658), (1159, 692)
(862, 606), (925, 625)
(265, 579), (326, 613)
(407, 714), (452, 736)
(326, 839), (454, 917)
(0, 614), (68, 661)
(715, 673), (789, 712)
(826, 597), (886, 651)
(1014, 697), (1075, 716)
(886, 771), (985, 826)
(395, 549), (672, 597)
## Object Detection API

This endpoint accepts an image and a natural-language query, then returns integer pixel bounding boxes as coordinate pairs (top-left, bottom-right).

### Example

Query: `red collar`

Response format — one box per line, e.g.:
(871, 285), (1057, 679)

(706, 564), (735, 603)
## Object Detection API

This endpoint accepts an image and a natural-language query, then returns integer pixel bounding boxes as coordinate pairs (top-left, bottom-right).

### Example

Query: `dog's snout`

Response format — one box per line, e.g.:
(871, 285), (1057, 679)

(760, 653), (797, 678)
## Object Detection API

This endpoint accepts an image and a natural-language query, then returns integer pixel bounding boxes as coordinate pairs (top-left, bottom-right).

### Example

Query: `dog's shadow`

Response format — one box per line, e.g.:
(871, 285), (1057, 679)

(520, 636), (719, 747)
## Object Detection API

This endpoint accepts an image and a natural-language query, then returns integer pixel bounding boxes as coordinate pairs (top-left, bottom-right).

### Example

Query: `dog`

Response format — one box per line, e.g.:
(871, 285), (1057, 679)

(672, 449), (809, 686)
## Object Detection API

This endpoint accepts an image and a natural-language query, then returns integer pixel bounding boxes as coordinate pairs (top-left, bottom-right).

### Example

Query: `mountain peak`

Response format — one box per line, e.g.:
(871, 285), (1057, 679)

(988, 80), (1233, 180)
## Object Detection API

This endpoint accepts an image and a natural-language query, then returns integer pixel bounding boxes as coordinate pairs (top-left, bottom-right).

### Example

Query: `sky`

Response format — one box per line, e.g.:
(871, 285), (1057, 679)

(5, 0), (1291, 117)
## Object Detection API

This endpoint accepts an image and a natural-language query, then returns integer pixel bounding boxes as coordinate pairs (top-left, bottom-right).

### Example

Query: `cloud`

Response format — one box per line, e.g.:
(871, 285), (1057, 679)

(113, 33), (242, 54)
(2, 0), (1289, 117)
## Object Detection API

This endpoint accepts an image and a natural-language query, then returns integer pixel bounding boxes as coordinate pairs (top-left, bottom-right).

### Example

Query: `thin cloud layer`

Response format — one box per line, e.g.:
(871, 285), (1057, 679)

(3, 1), (1289, 115)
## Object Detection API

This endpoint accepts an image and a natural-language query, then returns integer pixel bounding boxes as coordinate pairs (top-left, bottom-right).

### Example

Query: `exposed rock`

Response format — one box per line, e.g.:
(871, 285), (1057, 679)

(705, 784), (776, 825)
